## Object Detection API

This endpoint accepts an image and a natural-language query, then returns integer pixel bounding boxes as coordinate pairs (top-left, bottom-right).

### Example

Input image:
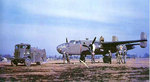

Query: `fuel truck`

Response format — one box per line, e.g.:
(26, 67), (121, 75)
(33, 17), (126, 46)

(11, 43), (47, 66)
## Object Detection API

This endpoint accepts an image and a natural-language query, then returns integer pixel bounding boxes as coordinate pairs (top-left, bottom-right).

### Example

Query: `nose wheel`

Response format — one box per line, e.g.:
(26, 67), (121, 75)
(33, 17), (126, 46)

(63, 53), (70, 64)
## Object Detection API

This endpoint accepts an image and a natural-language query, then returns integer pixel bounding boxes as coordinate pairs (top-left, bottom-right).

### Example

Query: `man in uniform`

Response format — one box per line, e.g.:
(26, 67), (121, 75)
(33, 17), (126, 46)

(123, 49), (127, 64)
(116, 46), (123, 64)
(118, 50), (123, 64)
(108, 50), (112, 64)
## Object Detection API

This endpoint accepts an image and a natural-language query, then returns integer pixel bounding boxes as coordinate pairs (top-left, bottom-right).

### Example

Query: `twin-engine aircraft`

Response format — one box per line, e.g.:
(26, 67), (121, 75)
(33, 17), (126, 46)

(57, 32), (147, 64)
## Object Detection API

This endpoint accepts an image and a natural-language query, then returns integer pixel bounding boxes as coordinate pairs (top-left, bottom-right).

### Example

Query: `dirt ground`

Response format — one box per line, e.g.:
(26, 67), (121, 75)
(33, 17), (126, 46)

(0, 58), (149, 81)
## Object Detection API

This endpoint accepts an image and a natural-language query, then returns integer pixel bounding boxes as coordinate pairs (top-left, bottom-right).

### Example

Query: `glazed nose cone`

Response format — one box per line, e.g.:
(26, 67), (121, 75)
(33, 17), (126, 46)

(57, 45), (62, 53)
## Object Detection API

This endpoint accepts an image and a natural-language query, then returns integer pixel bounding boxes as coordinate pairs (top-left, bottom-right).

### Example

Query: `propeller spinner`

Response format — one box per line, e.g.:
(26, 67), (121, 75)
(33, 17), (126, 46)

(82, 37), (96, 52)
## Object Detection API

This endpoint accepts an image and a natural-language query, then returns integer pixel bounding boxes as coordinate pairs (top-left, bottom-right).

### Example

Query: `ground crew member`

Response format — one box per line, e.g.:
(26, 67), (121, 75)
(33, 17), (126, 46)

(116, 51), (119, 64)
(116, 50), (123, 64)
(123, 49), (127, 64)
(108, 50), (112, 64)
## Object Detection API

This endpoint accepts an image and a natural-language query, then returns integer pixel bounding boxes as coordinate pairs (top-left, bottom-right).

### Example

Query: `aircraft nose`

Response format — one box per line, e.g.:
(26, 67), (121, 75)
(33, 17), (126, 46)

(57, 43), (68, 54)
(57, 46), (62, 53)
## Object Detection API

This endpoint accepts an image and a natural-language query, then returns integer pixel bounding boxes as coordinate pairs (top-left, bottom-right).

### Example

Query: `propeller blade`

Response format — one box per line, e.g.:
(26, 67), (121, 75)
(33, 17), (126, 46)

(66, 38), (68, 43)
(82, 44), (88, 48)
(92, 37), (96, 44)
(83, 44), (90, 50)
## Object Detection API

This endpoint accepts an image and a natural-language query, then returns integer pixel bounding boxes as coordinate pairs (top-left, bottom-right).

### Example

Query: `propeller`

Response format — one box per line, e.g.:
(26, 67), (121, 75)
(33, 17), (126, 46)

(66, 38), (68, 43)
(92, 37), (96, 44)
(82, 37), (96, 52)
(82, 37), (96, 63)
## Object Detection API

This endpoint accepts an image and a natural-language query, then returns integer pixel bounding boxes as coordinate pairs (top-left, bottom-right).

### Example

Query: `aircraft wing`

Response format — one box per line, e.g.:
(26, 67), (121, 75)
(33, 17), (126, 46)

(101, 39), (147, 46)
(99, 39), (147, 52)
(101, 32), (147, 48)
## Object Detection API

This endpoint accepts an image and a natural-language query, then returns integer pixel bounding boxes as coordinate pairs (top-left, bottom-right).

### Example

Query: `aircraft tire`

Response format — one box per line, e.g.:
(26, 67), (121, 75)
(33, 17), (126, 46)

(36, 62), (41, 65)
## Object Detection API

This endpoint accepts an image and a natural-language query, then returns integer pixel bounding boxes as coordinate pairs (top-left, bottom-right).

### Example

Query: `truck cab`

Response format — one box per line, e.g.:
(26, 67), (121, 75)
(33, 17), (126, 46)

(14, 43), (31, 59)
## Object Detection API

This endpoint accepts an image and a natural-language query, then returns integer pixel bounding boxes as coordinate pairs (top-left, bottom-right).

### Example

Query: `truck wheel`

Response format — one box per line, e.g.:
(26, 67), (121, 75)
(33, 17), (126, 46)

(36, 62), (41, 65)
(11, 60), (18, 66)
(25, 58), (31, 66)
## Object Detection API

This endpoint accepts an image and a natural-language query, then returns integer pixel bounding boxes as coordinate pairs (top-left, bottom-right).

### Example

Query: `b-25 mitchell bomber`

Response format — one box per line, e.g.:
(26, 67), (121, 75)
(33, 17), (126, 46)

(57, 32), (147, 64)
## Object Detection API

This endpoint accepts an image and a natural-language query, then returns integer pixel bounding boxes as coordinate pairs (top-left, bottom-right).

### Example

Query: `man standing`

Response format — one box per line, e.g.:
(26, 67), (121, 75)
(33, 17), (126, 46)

(117, 50), (123, 64)
(123, 49), (127, 64)
(108, 50), (112, 64)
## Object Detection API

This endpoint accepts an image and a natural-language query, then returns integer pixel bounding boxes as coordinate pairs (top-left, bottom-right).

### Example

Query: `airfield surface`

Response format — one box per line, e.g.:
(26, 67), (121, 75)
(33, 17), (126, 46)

(0, 58), (149, 81)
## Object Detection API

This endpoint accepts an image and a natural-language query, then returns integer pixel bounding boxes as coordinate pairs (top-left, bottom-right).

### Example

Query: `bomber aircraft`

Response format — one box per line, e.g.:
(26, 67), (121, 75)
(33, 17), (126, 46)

(57, 32), (147, 64)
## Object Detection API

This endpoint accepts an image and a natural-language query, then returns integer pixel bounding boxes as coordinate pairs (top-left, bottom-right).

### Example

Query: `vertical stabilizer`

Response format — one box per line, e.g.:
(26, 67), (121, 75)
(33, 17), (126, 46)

(112, 36), (118, 42)
(140, 32), (147, 48)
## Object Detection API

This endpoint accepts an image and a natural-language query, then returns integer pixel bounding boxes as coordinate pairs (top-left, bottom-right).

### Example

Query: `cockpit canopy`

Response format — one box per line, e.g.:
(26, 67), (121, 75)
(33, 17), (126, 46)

(69, 40), (81, 44)
(57, 43), (69, 49)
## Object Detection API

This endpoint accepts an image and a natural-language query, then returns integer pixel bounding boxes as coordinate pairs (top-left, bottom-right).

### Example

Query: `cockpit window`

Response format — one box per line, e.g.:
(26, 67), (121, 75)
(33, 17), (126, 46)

(58, 43), (69, 48)
(70, 40), (76, 44)
(70, 40), (81, 44)
(76, 41), (81, 44)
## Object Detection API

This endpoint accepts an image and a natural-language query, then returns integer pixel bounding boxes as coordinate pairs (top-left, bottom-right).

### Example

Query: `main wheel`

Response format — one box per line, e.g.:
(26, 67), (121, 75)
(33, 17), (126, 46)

(36, 62), (41, 65)
(11, 60), (18, 66)
(25, 58), (31, 66)
(80, 54), (85, 62)
(103, 56), (110, 63)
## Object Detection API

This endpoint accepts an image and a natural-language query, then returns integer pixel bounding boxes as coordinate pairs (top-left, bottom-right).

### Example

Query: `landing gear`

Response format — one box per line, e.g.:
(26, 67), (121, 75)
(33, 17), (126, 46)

(80, 54), (86, 62)
(66, 53), (70, 64)
(36, 62), (41, 65)
(63, 53), (70, 64)
(63, 54), (65, 63)
(91, 52), (95, 63)
(103, 56), (111, 63)
(103, 50), (112, 64)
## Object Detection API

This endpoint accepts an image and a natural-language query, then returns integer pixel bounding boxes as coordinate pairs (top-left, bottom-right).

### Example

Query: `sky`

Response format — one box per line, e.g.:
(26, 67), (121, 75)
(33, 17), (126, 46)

(0, 0), (149, 57)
